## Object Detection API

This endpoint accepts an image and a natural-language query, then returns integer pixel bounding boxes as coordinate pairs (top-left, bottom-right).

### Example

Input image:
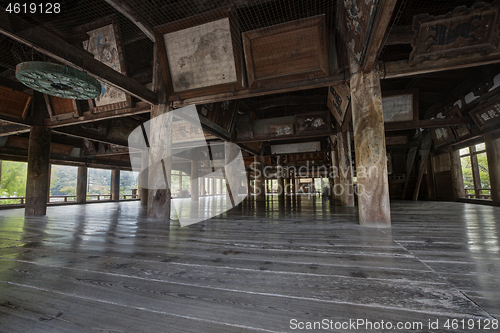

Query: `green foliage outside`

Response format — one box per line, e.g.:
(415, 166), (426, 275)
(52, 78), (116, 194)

(461, 144), (491, 198)
(0, 161), (28, 204)
(0, 163), (138, 204)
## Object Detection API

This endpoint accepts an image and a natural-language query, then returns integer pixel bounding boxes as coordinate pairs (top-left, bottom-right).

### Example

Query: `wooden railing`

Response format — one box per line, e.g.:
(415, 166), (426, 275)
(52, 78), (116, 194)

(0, 192), (139, 205)
(464, 188), (491, 200)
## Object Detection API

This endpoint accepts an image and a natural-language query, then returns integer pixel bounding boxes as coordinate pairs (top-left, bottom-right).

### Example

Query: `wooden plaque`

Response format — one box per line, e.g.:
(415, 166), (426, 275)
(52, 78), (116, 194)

(154, 7), (245, 101)
(445, 105), (471, 139)
(430, 112), (456, 147)
(327, 84), (350, 126)
(270, 124), (293, 137)
(242, 15), (328, 88)
(295, 111), (330, 133)
(386, 135), (409, 146)
(0, 85), (31, 119)
(44, 95), (80, 121)
(83, 22), (132, 112)
(337, 0), (380, 66)
(469, 97), (500, 130)
(409, 2), (500, 65)
(382, 90), (419, 124)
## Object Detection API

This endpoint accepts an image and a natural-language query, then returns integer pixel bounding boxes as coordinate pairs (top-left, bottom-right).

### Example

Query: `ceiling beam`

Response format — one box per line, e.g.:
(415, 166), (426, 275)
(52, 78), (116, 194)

(103, 0), (155, 42)
(382, 52), (500, 79)
(173, 70), (347, 107)
(384, 25), (413, 46)
(384, 117), (473, 131)
(363, 0), (400, 72)
(0, 8), (157, 105)
(46, 101), (151, 128)
(53, 126), (130, 148)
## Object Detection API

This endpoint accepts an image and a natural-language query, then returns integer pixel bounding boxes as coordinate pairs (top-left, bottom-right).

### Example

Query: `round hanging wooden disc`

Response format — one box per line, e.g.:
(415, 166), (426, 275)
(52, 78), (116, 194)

(15, 61), (101, 100)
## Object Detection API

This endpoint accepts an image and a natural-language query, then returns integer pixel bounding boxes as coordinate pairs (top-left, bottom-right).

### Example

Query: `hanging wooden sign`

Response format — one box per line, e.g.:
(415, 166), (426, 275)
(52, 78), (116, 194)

(327, 84), (350, 125)
(0, 85), (31, 119)
(381, 90), (419, 124)
(242, 15), (328, 88)
(44, 95), (80, 121)
(409, 2), (500, 65)
(469, 97), (500, 130)
(154, 7), (245, 101)
(430, 112), (456, 147)
(337, 0), (380, 66)
(295, 111), (330, 133)
(83, 22), (131, 113)
(445, 105), (471, 139)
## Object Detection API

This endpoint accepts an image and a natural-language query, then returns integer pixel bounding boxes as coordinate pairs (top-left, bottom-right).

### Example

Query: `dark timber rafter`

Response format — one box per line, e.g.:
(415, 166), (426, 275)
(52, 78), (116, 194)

(103, 0), (156, 42)
(363, 0), (399, 72)
(0, 7), (157, 105)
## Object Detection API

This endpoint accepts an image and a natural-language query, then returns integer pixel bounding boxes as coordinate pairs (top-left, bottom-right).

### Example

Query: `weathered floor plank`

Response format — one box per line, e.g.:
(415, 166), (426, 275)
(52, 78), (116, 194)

(0, 197), (499, 331)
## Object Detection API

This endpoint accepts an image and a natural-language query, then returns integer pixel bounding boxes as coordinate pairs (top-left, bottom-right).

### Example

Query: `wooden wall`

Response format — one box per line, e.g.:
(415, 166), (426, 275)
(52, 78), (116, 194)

(431, 152), (454, 200)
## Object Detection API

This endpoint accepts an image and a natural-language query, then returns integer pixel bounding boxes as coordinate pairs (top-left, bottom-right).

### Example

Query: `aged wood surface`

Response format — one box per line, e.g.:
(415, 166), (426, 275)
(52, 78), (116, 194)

(76, 166), (87, 204)
(25, 93), (51, 216)
(449, 146), (465, 200)
(349, 59), (391, 226)
(337, 130), (354, 207)
(0, 199), (499, 332)
(254, 155), (265, 201)
(147, 45), (172, 220)
(484, 133), (500, 205)
(111, 169), (120, 201)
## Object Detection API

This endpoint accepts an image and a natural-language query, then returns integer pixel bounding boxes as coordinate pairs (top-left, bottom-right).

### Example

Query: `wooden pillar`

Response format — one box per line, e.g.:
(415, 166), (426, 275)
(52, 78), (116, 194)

(277, 155), (285, 202)
(330, 149), (341, 202)
(25, 92), (51, 216)
(470, 146), (482, 199)
(47, 164), (52, 203)
(349, 59), (391, 227)
(449, 147), (465, 200)
(191, 158), (199, 201)
(254, 155), (266, 201)
(246, 171), (251, 196)
(291, 170), (296, 195)
(140, 150), (148, 207)
(337, 131), (354, 206)
(111, 169), (120, 201)
(77, 166), (87, 204)
(147, 44), (172, 220)
(485, 133), (500, 204)
(211, 177), (215, 195)
(225, 142), (240, 205)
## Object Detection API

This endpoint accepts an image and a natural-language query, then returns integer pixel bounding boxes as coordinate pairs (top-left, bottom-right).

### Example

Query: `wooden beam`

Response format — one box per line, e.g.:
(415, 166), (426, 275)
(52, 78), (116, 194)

(103, 0), (155, 42)
(382, 52), (500, 79)
(0, 123), (30, 136)
(53, 127), (129, 148)
(172, 70), (347, 107)
(384, 117), (473, 131)
(363, 0), (399, 72)
(0, 9), (157, 105)
(384, 25), (413, 46)
(45, 102), (151, 128)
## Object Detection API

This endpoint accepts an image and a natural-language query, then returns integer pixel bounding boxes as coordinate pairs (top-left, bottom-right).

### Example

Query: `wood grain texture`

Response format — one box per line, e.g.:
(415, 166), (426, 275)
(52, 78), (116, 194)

(147, 45), (172, 219)
(337, 130), (354, 207)
(76, 166), (87, 204)
(484, 133), (500, 204)
(349, 59), (391, 226)
(0, 199), (498, 332)
(449, 146), (465, 200)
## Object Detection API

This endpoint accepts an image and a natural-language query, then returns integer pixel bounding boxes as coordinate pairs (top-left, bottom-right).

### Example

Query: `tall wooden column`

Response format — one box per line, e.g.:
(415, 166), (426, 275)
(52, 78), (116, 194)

(291, 170), (296, 195)
(76, 166), (87, 204)
(330, 149), (341, 203)
(277, 155), (285, 202)
(449, 147), (465, 200)
(191, 157), (199, 201)
(349, 59), (391, 227)
(25, 92), (51, 216)
(111, 169), (120, 201)
(337, 131), (354, 206)
(485, 133), (500, 204)
(254, 155), (266, 201)
(140, 150), (148, 207)
(225, 142), (240, 204)
(147, 44), (172, 220)
(470, 146), (482, 199)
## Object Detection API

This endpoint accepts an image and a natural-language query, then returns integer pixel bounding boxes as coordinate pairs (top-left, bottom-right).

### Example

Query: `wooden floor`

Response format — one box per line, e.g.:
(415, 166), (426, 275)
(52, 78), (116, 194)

(0, 195), (499, 332)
